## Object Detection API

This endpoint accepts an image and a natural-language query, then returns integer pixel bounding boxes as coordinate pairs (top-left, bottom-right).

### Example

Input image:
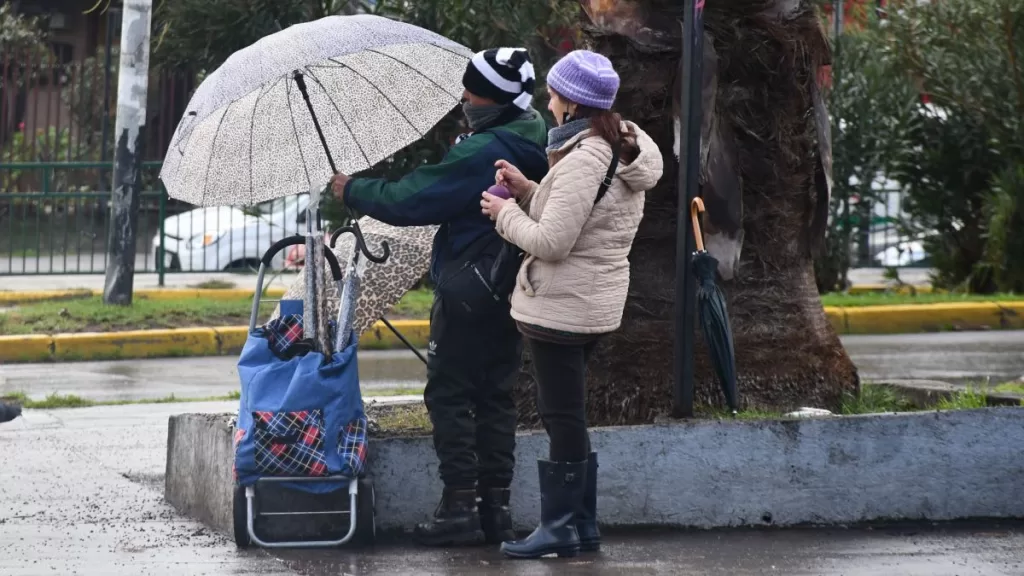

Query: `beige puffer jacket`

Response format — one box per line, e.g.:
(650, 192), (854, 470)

(495, 122), (663, 334)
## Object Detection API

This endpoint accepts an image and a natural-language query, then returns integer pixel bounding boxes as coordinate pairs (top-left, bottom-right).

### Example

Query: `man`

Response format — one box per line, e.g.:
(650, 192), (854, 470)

(330, 47), (549, 547)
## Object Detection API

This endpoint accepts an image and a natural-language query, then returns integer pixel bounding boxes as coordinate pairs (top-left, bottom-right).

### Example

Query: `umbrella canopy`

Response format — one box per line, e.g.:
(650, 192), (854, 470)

(691, 198), (739, 413)
(160, 14), (472, 206)
(272, 219), (438, 338)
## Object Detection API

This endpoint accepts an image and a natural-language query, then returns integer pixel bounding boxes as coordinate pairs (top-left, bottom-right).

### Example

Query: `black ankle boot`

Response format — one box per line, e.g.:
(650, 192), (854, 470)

(478, 487), (515, 544)
(576, 452), (600, 552)
(0, 400), (21, 424)
(413, 488), (485, 547)
(500, 460), (586, 559)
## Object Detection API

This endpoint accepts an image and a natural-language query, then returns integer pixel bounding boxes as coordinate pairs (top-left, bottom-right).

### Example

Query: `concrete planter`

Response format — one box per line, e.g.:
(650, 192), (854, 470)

(166, 408), (1024, 536)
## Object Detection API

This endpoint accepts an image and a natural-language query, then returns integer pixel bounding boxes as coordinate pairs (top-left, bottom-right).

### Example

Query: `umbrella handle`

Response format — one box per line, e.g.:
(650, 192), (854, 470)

(690, 197), (706, 252)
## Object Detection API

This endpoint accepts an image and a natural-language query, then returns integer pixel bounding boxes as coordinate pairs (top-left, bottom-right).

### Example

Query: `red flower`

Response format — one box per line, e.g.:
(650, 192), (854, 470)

(17, 122), (25, 131)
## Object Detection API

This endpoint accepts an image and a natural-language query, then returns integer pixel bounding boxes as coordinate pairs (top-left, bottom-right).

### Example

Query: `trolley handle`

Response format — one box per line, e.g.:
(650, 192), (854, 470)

(260, 235), (342, 281)
(329, 222), (391, 264)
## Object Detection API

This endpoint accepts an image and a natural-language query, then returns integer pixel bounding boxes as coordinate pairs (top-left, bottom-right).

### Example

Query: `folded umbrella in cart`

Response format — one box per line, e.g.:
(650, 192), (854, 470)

(273, 218), (438, 340)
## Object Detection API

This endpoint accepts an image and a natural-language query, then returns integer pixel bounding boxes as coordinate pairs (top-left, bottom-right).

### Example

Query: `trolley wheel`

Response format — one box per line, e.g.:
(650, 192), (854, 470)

(353, 476), (376, 546)
(233, 483), (252, 548)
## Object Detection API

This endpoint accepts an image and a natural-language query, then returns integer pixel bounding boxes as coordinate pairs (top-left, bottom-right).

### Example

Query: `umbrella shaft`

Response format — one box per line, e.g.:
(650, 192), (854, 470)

(293, 71), (338, 174)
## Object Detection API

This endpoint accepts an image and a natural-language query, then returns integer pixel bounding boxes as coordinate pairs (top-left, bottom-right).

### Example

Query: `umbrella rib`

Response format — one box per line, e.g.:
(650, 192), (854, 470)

(323, 58), (423, 138)
(247, 80), (276, 205)
(301, 67), (373, 170)
(363, 47), (464, 100)
(285, 79), (314, 188)
(200, 99), (234, 206)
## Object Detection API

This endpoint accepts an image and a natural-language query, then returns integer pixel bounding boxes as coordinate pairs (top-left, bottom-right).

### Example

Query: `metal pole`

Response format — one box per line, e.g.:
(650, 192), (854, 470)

(673, 0), (705, 419)
(158, 181), (166, 287)
(103, 0), (153, 305)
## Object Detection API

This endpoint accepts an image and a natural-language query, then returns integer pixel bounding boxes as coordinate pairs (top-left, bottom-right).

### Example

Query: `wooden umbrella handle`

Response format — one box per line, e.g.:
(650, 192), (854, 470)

(690, 197), (706, 252)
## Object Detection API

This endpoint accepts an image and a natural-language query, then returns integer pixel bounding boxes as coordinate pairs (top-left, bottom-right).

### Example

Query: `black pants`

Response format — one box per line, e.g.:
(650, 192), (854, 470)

(527, 337), (598, 463)
(424, 293), (521, 489)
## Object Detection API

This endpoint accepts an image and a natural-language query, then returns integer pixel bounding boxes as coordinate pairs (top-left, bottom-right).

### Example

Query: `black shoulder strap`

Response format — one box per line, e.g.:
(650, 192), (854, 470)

(594, 145), (621, 206)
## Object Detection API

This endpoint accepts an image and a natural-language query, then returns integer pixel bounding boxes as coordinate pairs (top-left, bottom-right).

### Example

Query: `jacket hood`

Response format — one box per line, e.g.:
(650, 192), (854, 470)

(559, 121), (664, 193)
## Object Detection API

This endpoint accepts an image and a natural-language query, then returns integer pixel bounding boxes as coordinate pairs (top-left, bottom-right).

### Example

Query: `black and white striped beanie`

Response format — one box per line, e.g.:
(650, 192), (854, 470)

(461, 47), (536, 111)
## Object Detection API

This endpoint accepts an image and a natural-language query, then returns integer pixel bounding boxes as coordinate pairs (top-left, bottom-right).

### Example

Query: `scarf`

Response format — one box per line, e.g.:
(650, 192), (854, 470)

(462, 102), (537, 132)
(546, 118), (591, 153)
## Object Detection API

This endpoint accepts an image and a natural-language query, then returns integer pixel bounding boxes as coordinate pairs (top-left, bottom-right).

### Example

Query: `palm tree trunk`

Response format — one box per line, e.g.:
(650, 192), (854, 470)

(515, 0), (859, 426)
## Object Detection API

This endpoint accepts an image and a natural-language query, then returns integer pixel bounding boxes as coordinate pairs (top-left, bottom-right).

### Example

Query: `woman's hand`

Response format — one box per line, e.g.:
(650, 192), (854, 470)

(494, 160), (532, 199)
(330, 172), (351, 199)
(480, 191), (512, 221)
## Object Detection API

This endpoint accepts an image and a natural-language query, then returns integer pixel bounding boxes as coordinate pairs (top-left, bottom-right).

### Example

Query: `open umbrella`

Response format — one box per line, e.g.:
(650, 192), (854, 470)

(159, 14), (472, 349)
(690, 197), (739, 413)
(272, 219), (437, 362)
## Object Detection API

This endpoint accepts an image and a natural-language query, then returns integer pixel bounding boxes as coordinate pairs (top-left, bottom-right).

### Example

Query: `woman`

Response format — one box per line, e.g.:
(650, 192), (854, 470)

(480, 49), (664, 559)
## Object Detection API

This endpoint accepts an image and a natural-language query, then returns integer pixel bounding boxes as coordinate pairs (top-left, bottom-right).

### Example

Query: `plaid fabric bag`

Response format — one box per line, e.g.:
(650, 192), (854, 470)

(234, 326), (366, 493)
(337, 416), (369, 478)
(253, 410), (329, 477)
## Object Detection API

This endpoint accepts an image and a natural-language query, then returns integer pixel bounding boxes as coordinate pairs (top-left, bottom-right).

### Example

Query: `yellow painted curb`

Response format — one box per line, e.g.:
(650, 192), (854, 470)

(823, 307), (846, 333)
(139, 288), (287, 301)
(51, 328), (220, 361)
(995, 302), (1024, 329)
(3, 302), (1023, 362)
(214, 326), (251, 355)
(0, 334), (54, 363)
(359, 320), (430, 351)
(843, 302), (1005, 335)
(0, 289), (93, 304)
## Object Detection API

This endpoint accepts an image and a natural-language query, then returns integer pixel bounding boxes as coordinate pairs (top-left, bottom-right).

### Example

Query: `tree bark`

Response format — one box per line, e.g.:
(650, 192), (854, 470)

(515, 0), (859, 426)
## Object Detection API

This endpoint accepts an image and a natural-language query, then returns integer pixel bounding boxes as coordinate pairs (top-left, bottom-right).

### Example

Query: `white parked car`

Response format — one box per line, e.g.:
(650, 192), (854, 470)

(153, 195), (310, 271)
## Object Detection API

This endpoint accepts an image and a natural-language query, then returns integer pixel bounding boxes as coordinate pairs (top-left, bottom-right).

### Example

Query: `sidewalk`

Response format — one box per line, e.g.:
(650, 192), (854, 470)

(0, 271), (296, 292)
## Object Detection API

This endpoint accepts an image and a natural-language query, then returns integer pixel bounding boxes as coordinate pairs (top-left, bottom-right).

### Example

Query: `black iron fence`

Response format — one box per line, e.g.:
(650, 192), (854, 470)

(0, 162), (307, 279)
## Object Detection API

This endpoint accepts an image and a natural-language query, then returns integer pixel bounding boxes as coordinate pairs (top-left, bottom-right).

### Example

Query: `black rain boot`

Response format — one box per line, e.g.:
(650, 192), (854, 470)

(413, 488), (486, 547)
(576, 452), (600, 552)
(0, 400), (21, 424)
(500, 460), (586, 559)
(478, 486), (516, 544)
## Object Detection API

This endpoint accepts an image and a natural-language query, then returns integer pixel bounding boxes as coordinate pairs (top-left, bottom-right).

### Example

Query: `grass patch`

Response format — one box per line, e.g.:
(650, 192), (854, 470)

(936, 387), (989, 410)
(994, 382), (1024, 395)
(821, 292), (1021, 308)
(0, 296), (261, 335)
(189, 279), (237, 290)
(0, 288), (434, 336)
(1, 390), (242, 410)
(389, 288), (432, 320)
(368, 403), (432, 437)
(841, 385), (918, 415)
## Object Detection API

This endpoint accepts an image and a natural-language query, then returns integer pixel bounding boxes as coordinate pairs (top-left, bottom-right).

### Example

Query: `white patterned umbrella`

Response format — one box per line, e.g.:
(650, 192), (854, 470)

(160, 14), (471, 205)
(159, 14), (469, 353)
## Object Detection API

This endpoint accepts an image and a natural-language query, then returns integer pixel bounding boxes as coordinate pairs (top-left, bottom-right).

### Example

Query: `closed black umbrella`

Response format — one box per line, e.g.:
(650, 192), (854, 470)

(690, 198), (739, 413)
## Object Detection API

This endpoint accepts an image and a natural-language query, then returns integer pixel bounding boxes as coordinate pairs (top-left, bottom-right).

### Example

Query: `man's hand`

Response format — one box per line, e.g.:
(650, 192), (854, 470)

(330, 172), (351, 199)
(481, 191), (512, 221)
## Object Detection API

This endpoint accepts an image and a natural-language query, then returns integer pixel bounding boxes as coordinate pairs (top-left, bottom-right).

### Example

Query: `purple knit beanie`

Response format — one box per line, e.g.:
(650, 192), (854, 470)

(546, 50), (620, 110)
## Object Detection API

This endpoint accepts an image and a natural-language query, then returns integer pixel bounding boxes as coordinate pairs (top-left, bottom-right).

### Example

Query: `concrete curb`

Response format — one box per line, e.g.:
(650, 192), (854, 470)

(2, 302), (1022, 363)
(165, 408), (1024, 536)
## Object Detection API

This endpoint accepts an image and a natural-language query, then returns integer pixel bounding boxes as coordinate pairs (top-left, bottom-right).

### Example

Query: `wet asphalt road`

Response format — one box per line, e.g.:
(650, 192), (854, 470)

(2, 329), (1023, 574)
(2, 400), (1024, 574)
(3, 331), (1023, 403)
